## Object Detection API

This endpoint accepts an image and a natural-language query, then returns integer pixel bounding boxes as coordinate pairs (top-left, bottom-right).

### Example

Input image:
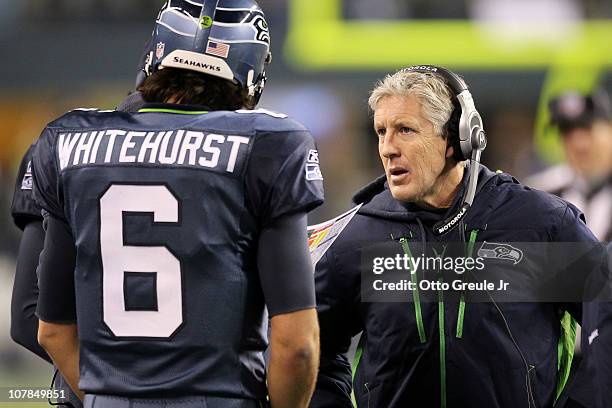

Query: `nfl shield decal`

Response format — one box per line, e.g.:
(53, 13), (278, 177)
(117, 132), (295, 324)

(156, 42), (166, 59)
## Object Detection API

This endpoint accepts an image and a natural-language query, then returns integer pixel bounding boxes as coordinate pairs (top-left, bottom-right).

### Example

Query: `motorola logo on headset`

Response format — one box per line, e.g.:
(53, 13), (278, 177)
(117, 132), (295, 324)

(436, 204), (469, 235)
(407, 65), (438, 72)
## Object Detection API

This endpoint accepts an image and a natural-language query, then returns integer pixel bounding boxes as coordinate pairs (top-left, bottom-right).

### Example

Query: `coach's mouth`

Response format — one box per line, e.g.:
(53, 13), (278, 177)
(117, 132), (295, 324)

(388, 166), (410, 182)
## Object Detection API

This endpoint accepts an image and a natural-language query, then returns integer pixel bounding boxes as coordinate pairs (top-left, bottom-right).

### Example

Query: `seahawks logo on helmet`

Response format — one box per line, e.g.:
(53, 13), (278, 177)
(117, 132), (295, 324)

(250, 14), (270, 44)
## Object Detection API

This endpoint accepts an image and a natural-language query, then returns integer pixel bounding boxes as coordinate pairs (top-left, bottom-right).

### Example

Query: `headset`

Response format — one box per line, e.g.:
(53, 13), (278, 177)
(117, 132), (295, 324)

(400, 65), (488, 236)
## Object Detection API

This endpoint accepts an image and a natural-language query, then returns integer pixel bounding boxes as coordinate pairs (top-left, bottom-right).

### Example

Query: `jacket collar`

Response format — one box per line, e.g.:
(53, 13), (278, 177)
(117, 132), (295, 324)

(352, 163), (502, 225)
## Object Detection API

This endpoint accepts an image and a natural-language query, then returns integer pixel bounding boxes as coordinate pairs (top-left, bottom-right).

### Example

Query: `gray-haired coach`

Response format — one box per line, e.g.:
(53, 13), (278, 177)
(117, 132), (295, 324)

(310, 66), (608, 408)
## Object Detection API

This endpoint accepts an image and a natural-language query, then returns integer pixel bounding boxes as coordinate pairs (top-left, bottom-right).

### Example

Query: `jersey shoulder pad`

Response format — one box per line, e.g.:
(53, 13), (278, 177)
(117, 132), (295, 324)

(47, 107), (118, 129)
(234, 109), (308, 133)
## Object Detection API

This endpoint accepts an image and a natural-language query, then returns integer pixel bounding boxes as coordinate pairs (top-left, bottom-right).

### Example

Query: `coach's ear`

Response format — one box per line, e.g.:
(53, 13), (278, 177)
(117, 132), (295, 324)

(446, 145), (455, 159)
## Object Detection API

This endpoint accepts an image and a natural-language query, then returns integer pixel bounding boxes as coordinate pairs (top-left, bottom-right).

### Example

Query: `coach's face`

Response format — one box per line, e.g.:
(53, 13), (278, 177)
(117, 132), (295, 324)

(375, 94), (452, 205)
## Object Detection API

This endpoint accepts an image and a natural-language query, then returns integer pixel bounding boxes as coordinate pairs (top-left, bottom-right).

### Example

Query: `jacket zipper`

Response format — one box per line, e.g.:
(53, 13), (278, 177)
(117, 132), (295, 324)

(438, 277), (447, 408)
(400, 232), (480, 408)
(456, 229), (478, 338)
(400, 237), (426, 343)
(432, 247), (448, 408)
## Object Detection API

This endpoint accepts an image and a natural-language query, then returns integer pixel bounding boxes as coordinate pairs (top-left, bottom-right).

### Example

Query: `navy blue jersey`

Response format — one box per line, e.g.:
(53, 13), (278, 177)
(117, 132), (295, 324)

(32, 104), (324, 398)
(11, 144), (42, 230)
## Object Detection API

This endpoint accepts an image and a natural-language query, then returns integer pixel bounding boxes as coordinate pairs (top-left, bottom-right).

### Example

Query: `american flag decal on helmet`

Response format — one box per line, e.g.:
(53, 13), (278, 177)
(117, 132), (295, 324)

(206, 40), (230, 58)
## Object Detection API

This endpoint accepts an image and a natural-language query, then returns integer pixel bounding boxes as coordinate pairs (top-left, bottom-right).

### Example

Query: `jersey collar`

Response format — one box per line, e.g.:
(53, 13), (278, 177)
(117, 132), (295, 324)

(138, 103), (211, 115)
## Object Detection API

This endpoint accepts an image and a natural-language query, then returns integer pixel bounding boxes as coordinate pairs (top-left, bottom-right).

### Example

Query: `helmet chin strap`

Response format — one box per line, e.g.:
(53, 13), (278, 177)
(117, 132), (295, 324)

(246, 70), (256, 97)
(433, 130), (486, 236)
(245, 69), (267, 108)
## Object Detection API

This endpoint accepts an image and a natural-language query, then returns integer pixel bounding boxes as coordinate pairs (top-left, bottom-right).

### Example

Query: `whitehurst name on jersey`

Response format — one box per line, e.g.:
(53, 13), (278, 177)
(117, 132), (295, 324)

(57, 130), (250, 174)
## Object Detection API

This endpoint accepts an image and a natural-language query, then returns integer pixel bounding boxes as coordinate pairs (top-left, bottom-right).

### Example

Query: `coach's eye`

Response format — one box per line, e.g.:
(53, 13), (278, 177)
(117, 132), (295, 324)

(399, 127), (415, 135)
(376, 128), (386, 137)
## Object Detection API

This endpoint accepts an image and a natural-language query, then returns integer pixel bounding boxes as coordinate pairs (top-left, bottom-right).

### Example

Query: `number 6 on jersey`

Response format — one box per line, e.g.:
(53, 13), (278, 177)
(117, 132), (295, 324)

(100, 184), (182, 338)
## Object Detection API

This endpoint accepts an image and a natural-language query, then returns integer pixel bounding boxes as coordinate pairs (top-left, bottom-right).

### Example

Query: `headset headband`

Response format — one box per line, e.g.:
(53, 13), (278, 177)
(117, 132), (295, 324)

(403, 65), (468, 95)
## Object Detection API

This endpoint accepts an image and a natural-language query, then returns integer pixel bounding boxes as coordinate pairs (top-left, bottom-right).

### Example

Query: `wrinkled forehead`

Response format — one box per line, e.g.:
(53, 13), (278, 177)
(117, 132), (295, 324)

(373, 94), (423, 119)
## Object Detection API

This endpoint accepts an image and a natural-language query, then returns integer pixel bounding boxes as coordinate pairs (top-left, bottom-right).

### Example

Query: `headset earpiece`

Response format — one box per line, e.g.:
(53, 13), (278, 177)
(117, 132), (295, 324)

(445, 99), (464, 161)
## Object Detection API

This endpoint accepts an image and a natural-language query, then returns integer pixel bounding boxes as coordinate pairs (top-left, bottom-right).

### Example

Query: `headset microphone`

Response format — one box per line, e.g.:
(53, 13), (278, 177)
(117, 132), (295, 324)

(434, 128), (487, 236)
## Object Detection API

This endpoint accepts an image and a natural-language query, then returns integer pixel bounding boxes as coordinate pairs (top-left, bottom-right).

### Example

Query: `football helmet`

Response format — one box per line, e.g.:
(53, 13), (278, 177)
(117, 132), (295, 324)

(137, 0), (272, 106)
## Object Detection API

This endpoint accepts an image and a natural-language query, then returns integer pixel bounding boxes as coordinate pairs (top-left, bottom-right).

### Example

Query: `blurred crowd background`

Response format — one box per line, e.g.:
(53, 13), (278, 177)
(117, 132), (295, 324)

(0, 0), (610, 403)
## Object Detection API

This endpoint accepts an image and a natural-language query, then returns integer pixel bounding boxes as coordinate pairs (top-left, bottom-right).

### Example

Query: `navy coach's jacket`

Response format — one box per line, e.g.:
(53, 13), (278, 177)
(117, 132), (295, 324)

(311, 164), (605, 408)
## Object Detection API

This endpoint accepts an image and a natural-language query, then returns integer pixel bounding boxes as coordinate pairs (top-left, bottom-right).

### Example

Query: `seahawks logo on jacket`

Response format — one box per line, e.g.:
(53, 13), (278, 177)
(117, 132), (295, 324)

(21, 161), (33, 190)
(477, 241), (523, 265)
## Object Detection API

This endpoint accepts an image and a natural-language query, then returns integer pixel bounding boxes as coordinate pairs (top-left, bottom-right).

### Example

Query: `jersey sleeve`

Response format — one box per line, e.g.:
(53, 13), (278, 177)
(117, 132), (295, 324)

(36, 213), (77, 323)
(258, 213), (316, 316)
(31, 128), (66, 220)
(247, 129), (324, 224)
(11, 144), (43, 230)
